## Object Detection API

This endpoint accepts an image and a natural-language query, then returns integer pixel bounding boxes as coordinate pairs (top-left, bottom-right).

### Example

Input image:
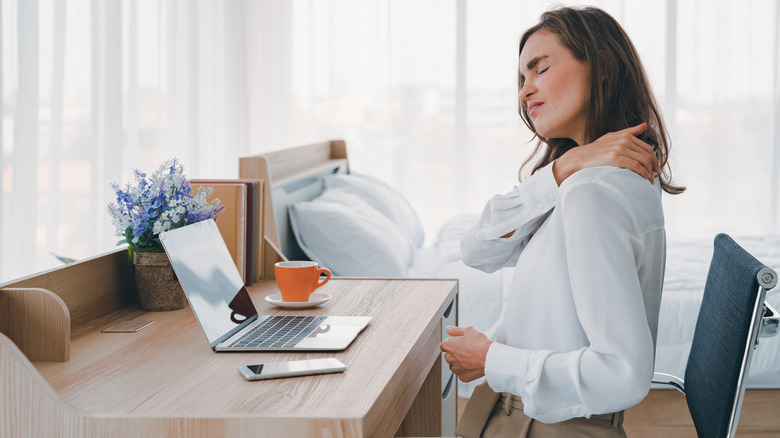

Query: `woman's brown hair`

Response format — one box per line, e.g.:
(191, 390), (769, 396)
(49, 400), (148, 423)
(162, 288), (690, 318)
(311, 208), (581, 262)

(518, 6), (684, 194)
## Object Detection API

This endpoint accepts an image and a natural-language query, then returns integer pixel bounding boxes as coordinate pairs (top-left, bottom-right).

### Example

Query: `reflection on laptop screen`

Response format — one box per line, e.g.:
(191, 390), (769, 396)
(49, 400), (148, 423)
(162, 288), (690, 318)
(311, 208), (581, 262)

(160, 220), (257, 345)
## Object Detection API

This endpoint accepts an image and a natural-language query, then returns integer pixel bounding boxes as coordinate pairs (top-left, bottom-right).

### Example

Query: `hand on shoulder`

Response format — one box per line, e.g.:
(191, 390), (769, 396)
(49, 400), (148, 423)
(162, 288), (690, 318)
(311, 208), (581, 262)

(552, 123), (660, 186)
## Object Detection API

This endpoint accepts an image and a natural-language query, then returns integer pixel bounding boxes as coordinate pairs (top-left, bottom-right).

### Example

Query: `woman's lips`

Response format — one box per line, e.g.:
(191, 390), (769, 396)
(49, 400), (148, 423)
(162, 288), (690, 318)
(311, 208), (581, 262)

(528, 101), (543, 117)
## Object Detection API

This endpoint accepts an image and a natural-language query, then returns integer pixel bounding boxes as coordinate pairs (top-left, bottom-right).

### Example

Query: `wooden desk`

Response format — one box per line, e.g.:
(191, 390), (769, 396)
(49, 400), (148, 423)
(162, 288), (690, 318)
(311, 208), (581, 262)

(2, 275), (458, 437)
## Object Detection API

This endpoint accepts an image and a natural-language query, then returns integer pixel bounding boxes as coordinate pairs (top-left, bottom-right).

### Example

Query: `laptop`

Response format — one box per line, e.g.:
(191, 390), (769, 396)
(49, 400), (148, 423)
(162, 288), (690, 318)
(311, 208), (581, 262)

(159, 219), (371, 351)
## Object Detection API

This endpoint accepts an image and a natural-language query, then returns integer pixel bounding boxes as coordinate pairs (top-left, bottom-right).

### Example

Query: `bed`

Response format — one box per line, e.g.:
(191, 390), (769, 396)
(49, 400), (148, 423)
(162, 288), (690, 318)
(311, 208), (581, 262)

(239, 141), (780, 397)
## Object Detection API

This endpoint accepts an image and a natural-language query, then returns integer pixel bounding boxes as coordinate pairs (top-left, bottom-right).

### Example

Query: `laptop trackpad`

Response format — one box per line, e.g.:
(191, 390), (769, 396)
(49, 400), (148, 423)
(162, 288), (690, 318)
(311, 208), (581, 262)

(308, 323), (363, 339)
(294, 324), (363, 350)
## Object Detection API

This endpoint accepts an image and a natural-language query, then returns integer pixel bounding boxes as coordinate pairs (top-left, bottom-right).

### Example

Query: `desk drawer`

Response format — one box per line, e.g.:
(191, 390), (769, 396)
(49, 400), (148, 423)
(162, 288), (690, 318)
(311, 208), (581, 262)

(440, 296), (457, 389)
(442, 371), (457, 436)
(441, 295), (458, 435)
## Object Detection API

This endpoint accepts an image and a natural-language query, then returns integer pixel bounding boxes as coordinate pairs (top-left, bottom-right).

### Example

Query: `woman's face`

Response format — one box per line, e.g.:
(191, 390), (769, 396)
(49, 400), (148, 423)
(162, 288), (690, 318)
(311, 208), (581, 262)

(519, 30), (590, 145)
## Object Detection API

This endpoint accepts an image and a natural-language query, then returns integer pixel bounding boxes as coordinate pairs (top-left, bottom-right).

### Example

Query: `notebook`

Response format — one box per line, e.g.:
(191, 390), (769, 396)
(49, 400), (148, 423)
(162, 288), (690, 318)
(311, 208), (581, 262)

(159, 219), (371, 351)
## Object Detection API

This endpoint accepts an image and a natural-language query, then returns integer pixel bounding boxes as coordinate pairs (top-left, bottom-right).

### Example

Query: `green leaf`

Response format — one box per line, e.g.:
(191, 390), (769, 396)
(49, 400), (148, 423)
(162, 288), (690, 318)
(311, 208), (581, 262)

(51, 253), (77, 264)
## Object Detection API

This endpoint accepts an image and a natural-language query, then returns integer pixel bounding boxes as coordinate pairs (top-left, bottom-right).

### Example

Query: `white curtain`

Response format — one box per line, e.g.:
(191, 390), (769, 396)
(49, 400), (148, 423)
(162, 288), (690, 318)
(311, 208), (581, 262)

(1, 0), (249, 281)
(2, 0), (780, 281)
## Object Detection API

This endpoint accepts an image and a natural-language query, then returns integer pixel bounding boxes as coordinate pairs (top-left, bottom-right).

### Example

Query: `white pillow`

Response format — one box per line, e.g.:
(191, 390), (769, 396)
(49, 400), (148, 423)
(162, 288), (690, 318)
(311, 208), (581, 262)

(289, 189), (415, 277)
(323, 173), (425, 248)
(435, 213), (480, 263)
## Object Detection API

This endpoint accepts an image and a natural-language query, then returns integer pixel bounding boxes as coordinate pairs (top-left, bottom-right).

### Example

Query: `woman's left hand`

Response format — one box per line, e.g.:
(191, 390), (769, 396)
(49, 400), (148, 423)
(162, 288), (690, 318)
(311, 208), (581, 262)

(440, 326), (493, 382)
(553, 123), (659, 185)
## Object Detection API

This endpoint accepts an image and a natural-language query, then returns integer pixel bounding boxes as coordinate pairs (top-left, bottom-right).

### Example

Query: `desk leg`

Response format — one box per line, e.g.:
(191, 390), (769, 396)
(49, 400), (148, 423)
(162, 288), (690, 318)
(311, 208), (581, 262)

(395, 355), (442, 437)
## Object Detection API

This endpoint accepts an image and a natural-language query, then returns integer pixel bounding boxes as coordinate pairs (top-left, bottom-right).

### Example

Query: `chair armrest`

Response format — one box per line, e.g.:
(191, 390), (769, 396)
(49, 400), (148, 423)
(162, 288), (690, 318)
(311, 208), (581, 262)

(760, 302), (779, 339)
(651, 372), (686, 394)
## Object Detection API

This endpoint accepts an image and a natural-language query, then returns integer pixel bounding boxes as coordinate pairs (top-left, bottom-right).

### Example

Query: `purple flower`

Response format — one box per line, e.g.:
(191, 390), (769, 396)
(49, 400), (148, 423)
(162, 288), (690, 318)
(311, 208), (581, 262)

(106, 158), (224, 250)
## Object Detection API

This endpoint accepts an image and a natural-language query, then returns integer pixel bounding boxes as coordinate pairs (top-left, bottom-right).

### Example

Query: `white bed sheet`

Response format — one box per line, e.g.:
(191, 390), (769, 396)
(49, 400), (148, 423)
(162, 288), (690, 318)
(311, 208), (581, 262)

(409, 214), (780, 395)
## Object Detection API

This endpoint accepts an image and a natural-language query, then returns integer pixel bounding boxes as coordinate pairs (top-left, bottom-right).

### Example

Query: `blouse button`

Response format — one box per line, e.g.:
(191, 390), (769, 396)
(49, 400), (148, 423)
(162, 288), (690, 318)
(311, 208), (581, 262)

(537, 202), (545, 210)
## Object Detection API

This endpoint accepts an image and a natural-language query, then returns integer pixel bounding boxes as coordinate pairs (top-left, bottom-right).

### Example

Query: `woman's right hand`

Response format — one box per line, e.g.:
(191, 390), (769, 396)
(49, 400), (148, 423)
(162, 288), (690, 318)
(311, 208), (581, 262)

(552, 123), (660, 185)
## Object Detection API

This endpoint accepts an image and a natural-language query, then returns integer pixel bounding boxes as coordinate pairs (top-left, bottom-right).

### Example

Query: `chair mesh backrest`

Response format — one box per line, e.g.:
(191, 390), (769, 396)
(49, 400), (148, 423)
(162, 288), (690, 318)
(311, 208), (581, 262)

(684, 233), (765, 437)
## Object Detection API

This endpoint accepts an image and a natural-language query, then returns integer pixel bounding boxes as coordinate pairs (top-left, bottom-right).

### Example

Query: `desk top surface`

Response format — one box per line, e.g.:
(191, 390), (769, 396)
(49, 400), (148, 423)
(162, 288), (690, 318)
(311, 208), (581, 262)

(34, 278), (456, 433)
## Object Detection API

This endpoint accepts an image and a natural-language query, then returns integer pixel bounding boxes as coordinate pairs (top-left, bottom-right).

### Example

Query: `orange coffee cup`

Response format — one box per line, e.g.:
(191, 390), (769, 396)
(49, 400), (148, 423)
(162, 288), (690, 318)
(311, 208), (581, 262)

(274, 261), (332, 302)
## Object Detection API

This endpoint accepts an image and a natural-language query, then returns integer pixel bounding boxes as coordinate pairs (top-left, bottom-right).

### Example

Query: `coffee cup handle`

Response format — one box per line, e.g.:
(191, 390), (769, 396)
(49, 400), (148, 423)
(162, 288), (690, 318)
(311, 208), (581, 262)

(313, 268), (331, 291)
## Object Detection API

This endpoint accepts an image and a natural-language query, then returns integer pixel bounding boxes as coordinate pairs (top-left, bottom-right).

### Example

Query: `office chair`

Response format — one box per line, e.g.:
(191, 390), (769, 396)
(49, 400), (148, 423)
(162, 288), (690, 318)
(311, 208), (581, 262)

(652, 233), (779, 438)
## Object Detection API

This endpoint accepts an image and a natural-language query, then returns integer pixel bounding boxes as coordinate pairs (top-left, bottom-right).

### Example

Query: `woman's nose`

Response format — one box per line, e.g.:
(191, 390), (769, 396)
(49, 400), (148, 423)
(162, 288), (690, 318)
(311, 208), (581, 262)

(519, 81), (535, 100)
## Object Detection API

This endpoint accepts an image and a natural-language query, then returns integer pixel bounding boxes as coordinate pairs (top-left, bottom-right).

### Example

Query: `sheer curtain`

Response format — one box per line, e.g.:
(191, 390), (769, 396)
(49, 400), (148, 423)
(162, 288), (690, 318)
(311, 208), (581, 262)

(2, 0), (780, 281)
(247, 0), (780, 241)
(1, 0), (248, 281)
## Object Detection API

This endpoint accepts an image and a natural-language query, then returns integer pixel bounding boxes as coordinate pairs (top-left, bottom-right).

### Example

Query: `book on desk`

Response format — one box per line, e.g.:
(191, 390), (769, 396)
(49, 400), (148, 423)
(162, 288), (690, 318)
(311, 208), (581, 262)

(191, 179), (263, 285)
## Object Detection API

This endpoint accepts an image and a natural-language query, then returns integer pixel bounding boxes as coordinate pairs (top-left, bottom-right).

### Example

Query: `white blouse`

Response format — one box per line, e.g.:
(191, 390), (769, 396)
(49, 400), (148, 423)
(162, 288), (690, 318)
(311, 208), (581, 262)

(461, 163), (665, 423)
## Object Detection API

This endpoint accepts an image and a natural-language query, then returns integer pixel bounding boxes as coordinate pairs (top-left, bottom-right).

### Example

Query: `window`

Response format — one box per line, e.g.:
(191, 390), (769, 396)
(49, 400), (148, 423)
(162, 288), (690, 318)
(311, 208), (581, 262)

(2, 0), (779, 280)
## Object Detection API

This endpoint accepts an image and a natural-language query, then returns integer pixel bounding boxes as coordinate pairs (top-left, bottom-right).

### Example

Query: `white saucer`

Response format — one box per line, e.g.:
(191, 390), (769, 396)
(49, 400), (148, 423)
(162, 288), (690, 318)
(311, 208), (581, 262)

(265, 292), (331, 309)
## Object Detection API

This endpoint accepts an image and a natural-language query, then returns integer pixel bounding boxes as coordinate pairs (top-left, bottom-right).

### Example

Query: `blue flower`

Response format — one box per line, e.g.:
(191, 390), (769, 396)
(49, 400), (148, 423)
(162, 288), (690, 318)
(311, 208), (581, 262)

(106, 158), (224, 251)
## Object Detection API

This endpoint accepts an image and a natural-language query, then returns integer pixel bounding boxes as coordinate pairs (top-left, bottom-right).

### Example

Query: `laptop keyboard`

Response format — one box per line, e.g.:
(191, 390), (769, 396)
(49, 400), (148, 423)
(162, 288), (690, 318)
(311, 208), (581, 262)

(228, 315), (328, 349)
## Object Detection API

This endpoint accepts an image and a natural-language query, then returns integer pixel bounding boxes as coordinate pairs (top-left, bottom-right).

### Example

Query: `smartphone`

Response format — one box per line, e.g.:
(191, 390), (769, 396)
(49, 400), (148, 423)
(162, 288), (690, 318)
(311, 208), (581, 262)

(238, 358), (347, 381)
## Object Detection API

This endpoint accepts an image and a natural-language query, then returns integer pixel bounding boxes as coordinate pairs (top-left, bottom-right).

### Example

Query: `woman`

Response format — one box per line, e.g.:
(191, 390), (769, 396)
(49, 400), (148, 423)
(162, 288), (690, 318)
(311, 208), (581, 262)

(440, 6), (684, 437)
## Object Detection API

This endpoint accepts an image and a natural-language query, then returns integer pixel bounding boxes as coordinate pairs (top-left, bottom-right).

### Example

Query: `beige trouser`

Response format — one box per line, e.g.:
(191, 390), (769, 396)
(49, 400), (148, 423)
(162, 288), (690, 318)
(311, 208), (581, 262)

(456, 382), (627, 438)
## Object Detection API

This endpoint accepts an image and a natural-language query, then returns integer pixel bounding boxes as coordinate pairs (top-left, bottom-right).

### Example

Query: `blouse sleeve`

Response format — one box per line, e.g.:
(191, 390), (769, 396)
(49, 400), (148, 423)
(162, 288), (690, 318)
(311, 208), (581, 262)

(483, 176), (657, 423)
(460, 163), (559, 273)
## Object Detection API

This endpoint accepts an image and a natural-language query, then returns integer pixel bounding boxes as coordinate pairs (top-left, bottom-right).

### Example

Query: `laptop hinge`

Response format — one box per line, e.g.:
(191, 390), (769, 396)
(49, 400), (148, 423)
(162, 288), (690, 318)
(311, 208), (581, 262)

(211, 314), (259, 350)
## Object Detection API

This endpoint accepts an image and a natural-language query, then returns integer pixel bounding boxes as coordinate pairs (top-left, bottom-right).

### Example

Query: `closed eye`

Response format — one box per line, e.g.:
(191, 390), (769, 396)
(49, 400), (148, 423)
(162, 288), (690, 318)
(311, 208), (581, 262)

(537, 66), (549, 75)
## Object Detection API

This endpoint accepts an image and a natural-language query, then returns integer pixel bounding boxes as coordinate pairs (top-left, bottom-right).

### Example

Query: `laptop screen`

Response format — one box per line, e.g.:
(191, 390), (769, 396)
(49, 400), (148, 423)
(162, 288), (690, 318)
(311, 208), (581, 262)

(160, 220), (258, 345)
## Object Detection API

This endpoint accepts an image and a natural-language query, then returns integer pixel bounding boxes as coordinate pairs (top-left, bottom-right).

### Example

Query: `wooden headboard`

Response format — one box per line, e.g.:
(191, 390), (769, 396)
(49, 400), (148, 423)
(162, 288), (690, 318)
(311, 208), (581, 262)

(239, 140), (349, 278)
